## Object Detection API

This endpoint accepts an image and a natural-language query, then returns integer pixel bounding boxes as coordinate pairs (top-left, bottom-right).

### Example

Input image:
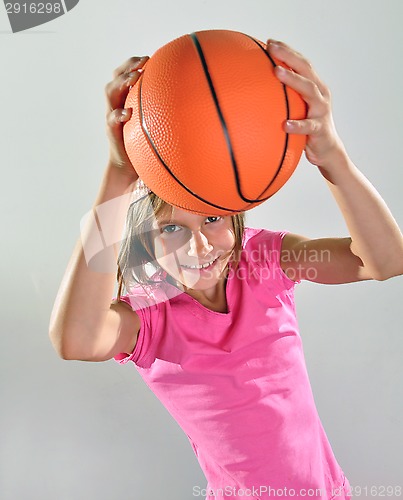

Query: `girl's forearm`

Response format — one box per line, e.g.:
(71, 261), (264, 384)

(49, 163), (138, 359)
(319, 150), (403, 280)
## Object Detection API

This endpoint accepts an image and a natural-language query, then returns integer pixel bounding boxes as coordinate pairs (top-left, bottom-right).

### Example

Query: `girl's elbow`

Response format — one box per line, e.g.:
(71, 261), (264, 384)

(48, 330), (72, 360)
(374, 267), (403, 281)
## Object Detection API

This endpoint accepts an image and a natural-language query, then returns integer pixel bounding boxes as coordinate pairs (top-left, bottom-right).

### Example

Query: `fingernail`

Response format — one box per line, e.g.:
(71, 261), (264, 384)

(127, 70), (139, 80)
(119, 109), (130, 122)
(275, 65), (287, 75)
(286, 120), (298, 130)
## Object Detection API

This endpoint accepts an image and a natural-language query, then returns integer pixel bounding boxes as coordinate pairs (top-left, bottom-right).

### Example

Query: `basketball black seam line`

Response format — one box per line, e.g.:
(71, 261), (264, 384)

(138, 45), (246, 213)
(246, 35), (291, 200)
(190, 32), (250, 203)
(191, 32), (270, 204)
(139, 77), (243, 214)
(191, 31), (291, 203)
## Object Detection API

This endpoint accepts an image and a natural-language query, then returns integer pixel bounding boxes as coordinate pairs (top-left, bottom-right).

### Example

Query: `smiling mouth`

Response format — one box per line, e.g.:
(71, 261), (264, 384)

(181, 257), (219, 270)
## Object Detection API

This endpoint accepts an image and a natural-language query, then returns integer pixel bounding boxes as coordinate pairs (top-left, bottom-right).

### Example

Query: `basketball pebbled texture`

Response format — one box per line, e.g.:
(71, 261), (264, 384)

(123, 29), (307, 216)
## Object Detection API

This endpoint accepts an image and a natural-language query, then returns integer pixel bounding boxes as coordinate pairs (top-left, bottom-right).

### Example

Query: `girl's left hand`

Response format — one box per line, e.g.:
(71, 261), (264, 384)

(267, 40), (347, 171)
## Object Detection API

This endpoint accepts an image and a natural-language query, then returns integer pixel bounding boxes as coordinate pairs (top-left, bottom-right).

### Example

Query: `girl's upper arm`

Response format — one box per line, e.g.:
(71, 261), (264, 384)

(280, 232), (374, 284)
(83, 300), (141, 362)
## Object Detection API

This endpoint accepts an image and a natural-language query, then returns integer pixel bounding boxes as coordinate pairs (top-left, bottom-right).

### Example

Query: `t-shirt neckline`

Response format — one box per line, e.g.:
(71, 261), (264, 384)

(163, 263), (234, 321)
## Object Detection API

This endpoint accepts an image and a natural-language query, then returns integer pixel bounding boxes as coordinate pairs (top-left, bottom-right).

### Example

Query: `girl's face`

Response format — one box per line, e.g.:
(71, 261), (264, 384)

(152, 207), (235, 291)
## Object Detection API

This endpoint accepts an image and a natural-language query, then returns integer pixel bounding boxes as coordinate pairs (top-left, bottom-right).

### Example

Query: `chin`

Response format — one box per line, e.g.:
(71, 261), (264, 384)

(172, 259), (229, 290)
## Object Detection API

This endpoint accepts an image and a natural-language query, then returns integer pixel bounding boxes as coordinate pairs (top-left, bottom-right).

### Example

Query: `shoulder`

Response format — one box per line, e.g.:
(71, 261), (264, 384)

(242, 226), (289, 254)
(237, 227), (298, 289)
(116, 282), (179, 310)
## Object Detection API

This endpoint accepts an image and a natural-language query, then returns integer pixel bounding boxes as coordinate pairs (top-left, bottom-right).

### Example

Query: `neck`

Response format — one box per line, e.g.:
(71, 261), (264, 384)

(183, 268), (230, 313)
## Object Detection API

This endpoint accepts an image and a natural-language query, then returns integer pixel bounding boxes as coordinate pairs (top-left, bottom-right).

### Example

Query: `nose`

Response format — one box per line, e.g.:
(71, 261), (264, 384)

(187, 230), (213, 258)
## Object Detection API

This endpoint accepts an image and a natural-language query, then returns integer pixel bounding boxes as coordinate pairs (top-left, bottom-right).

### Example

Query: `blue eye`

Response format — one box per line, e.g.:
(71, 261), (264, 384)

(206, 216), (221, 224)
(162, 225), (180, 234)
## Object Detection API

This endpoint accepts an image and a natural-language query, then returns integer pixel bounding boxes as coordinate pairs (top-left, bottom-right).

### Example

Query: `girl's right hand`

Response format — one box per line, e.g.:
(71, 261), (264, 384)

(105, 56), (149, 177)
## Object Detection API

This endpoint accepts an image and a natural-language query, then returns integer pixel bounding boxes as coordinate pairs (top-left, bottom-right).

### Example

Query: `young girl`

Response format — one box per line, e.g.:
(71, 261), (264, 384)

(49, 40), (403, 499)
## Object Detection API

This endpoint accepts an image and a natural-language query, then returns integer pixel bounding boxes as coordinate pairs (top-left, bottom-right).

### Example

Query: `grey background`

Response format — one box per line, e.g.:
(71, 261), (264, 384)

(1, 0), (402, 499)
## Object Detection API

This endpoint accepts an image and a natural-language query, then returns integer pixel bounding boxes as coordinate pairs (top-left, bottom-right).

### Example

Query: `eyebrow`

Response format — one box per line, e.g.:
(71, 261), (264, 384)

(156, 218), (177, 226)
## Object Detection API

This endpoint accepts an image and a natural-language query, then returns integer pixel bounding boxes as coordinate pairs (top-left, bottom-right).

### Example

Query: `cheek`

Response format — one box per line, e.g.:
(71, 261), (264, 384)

(155, 252), (179, 271)
(154, 250), (200, 288)
(153, 232), (184, 256)
(153, 236), (167, 260)
(153, 237), (187, 269)
(216, 227), (236, 251)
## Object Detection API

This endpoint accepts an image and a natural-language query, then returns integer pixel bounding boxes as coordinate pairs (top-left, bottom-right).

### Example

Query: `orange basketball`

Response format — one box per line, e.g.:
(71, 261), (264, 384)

(123, 29), (306, 216)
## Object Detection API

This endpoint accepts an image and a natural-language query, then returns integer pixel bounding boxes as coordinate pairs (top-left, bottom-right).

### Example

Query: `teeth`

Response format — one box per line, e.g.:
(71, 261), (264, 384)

(182, 259), (215, 270)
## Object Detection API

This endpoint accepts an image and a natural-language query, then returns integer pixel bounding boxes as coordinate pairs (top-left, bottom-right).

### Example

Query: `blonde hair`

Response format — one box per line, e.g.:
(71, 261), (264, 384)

(116, 192), (245, 300)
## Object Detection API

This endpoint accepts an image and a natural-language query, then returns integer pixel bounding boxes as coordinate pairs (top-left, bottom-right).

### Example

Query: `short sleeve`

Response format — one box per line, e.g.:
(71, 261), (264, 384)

(271, 230), (301, 288)
(111, 291), (157, 367)
(243, 228), (300, 293)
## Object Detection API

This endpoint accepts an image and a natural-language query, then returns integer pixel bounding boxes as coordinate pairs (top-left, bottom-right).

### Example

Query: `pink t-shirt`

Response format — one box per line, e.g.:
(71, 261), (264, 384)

(113, 227), (351, 500)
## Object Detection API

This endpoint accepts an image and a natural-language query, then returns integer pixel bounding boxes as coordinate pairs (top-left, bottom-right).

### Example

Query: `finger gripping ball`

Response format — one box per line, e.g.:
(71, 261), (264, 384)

(124, 29), (306, 216)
